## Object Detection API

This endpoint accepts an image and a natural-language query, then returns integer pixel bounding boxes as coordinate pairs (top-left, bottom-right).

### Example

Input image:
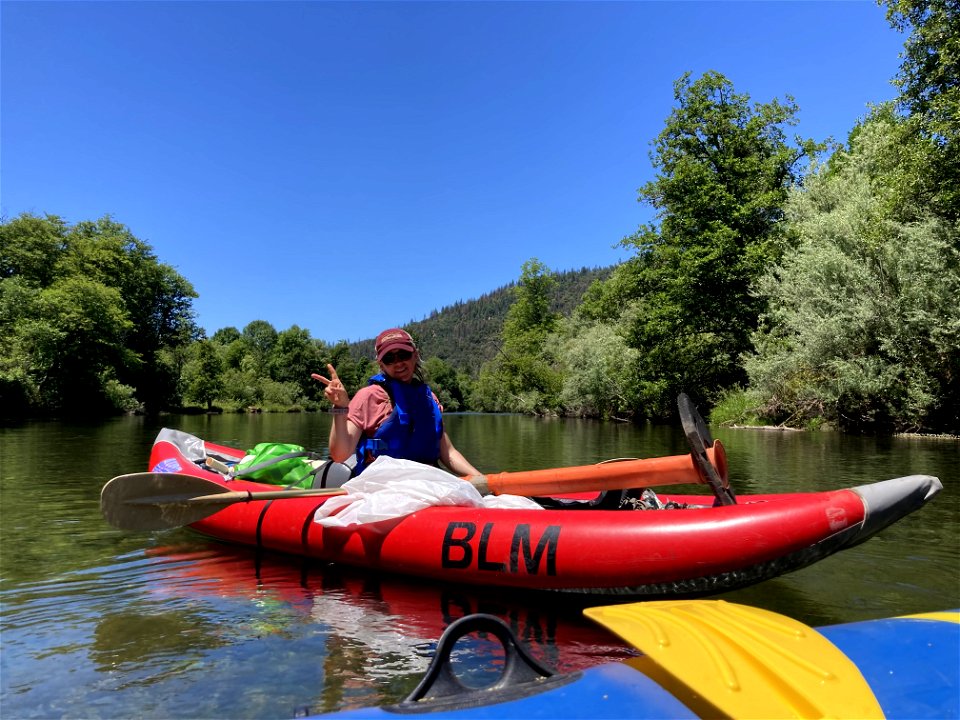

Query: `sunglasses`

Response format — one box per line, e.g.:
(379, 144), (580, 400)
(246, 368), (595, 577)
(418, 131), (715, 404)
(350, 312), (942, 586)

(382, 349), (413, 365)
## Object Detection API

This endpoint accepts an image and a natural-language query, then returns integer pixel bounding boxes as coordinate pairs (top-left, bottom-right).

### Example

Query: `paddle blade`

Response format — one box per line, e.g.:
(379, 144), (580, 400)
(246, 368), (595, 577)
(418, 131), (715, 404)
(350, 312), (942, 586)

(101, 472), (240, 531)
(585, 600), (884, 720)
(678, 393), (735, 505)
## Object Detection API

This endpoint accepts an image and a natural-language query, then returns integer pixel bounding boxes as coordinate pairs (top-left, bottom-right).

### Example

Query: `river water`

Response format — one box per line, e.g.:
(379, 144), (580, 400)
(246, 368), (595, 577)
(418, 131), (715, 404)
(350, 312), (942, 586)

(1, 413), (957, 719)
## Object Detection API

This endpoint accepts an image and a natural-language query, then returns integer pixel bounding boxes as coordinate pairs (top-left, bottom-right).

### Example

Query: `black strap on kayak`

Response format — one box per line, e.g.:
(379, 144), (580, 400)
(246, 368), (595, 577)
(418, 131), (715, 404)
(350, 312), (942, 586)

(245, 456), (349, 549)
(254, 495), (328, 551)
(254, 500), (274, 549)
(299, 503), (328, 552)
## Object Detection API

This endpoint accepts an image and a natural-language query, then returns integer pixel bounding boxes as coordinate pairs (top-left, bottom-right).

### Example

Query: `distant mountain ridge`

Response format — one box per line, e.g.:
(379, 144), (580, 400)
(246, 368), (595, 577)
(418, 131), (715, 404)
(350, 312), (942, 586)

(349, 265), (614, 374)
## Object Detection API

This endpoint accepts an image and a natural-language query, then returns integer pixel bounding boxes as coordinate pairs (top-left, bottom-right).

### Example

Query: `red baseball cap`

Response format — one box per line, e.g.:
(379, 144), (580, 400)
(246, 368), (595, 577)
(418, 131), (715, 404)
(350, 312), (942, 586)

(375, 328), (416, 361)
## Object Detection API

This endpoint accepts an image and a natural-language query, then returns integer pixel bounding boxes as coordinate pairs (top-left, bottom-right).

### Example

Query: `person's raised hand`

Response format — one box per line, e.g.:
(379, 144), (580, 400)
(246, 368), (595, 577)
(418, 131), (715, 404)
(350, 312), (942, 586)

(311, 364), (350, 408)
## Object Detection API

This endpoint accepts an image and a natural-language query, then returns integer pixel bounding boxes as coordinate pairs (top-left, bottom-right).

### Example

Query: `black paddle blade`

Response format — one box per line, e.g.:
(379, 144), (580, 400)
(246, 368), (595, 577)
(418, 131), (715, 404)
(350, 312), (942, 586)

(677, 393), (714, 447)
(678, 394), (736, 506)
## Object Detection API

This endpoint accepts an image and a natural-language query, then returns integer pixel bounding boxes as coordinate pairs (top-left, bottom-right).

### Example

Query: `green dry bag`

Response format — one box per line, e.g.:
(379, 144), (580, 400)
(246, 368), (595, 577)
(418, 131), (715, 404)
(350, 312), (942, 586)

(234, 442), (317, 488)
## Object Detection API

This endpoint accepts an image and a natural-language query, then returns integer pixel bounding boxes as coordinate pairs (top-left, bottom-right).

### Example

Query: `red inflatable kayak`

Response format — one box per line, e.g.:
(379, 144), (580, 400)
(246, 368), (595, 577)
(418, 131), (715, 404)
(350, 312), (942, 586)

(132, 427), (942, 597)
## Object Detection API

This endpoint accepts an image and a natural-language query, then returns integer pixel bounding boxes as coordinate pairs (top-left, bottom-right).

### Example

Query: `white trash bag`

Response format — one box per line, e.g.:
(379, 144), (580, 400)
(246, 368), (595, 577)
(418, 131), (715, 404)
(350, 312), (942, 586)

(313, 456), (542, 528)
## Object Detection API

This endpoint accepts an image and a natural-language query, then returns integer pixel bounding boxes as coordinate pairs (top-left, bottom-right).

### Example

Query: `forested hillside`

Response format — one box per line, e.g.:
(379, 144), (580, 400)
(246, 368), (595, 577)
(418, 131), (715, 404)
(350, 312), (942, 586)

(348, 265), (613, 374)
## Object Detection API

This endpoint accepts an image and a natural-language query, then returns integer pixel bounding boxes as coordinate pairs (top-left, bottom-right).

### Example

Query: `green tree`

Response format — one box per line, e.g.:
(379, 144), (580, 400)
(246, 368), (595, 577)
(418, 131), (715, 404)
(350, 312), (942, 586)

(577, 257), (646, 324)
(423, 356), (471, 411)
(475, 259), (563, 413)
(882, 0), (959, 219)
(221, 338), (248, 371)
(614, 72), (820, 417)
(34, 276), (135, 411)
(0, 213), (198, 415)
(241, 320), (278, 375)
(0, 277), (42, 413)
(184, 339), (225, 410)
(211, 320), (281, 409)
(221, 366), (258, 410)
(503, 259), (558, 337)
(269, 325), (322, 399)
(0, 213), (68, 286)
(63, 217), (199, 410)
(211, 326), (242, 345)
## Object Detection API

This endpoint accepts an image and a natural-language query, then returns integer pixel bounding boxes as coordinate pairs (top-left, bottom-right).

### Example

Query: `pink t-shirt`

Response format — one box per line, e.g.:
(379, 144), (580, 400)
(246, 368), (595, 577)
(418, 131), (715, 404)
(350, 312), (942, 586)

(347, 384), (443, 436)
(347, 385), (393, 435)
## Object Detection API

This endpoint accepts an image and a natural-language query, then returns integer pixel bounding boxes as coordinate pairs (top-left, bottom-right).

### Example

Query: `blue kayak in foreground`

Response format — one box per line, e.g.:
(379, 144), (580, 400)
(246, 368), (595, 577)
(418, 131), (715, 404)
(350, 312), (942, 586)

(313, 600), (959, 720)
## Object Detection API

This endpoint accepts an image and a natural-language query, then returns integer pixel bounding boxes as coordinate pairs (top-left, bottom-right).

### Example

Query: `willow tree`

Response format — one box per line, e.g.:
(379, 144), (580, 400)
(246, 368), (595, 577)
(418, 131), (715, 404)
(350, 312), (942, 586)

(745, 109), (959, 433)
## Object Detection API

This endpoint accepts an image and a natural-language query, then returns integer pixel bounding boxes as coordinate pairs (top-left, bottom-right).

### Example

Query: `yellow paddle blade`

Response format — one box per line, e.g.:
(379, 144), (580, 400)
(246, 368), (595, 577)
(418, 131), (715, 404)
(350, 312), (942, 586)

(584, 600), (885, 720)
(897, 610), (959, 623)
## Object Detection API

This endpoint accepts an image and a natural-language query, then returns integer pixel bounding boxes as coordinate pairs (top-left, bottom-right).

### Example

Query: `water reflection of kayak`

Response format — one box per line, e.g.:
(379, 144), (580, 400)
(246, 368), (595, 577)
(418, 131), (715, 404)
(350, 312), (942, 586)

(309, 602), (960, 720)
(141, 544), (638, 675)
(135, 426), (942, 598)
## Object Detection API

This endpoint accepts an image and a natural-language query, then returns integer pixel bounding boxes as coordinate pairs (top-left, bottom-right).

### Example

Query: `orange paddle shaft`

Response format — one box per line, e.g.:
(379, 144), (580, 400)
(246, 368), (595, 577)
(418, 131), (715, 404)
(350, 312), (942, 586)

(467, 442), (727, 496)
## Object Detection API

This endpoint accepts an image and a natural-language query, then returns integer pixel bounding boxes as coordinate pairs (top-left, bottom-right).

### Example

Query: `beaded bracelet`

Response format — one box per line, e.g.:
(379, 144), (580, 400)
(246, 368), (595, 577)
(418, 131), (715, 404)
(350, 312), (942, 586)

(329, 407), (348, 415)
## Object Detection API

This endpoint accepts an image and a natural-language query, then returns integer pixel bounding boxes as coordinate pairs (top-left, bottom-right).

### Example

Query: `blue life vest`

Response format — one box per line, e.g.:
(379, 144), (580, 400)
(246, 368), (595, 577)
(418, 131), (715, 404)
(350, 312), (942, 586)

(354, 374), (443, 475)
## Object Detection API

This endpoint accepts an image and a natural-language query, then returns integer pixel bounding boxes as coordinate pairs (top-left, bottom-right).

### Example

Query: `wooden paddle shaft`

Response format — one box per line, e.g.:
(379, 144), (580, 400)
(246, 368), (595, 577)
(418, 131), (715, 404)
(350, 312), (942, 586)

(469, 442), (727, 496)
(124, 487), (347, 507)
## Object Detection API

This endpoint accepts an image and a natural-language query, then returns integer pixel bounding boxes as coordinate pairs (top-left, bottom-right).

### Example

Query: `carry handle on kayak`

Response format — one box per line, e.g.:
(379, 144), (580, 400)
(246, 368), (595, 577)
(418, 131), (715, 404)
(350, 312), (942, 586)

(404, 614), (556, 704)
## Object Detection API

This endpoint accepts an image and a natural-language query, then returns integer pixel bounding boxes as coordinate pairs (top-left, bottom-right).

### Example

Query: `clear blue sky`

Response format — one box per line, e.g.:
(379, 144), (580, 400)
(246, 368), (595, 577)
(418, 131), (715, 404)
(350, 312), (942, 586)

(2, 1), (904, 345)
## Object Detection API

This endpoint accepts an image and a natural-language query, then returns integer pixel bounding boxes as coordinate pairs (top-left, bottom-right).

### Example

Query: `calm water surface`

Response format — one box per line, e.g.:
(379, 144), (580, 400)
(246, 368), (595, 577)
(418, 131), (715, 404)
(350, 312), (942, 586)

(1, 413), (957, 719)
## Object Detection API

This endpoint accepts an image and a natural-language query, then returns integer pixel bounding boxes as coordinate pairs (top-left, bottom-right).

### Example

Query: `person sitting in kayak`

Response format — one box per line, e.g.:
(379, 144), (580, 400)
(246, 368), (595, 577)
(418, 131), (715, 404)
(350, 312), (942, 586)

(313, 328), (481, 477)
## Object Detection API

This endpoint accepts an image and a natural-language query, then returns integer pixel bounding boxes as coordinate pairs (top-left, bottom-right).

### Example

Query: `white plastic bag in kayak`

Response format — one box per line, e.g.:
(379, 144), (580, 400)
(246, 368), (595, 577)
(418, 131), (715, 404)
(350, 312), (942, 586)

(312, 456), (542, 528)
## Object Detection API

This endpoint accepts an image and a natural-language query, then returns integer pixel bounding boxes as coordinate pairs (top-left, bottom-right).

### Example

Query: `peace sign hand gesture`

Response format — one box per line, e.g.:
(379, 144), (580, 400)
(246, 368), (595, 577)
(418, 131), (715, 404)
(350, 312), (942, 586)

(311, 364), (350, 409)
